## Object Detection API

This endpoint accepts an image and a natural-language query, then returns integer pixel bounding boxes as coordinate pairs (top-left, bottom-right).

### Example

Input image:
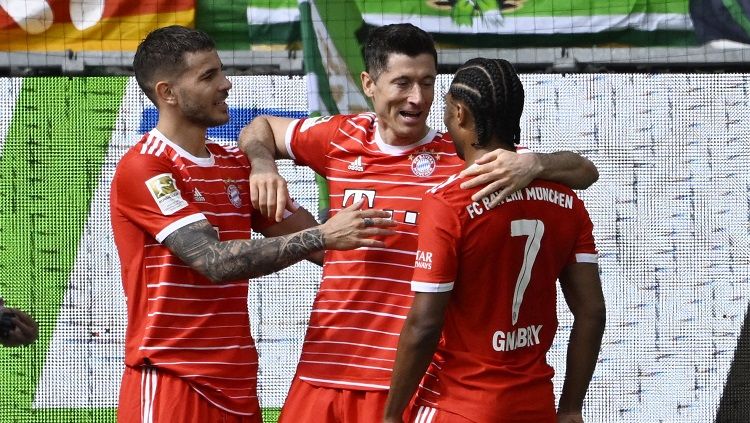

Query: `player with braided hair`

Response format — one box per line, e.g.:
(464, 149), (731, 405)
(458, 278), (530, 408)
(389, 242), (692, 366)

(383, 58), (605, 423)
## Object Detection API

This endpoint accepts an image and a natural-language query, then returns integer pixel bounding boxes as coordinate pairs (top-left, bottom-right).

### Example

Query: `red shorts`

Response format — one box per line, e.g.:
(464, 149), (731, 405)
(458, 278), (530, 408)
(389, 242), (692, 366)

(117, 366), (261, 423)
(279, 376), (411, 422)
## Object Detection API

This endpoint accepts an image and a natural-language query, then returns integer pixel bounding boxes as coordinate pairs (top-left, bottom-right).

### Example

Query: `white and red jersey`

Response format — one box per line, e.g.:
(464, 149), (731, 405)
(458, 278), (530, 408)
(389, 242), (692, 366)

(284, 113), (464, 389)
(410, 173), (598, 422)
(111, 129), (272, 417)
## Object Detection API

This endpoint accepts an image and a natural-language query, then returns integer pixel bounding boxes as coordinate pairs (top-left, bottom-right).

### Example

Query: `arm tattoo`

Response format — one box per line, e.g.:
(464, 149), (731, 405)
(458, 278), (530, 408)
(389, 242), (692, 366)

(163, 220), (325, 282)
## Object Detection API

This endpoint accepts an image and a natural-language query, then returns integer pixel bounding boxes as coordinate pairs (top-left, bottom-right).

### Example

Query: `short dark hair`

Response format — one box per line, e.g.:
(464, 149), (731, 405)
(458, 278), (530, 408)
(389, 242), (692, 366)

(363, 24), (437, 80)
(133, 25), (216, 103)
(449, 58), (524, 147)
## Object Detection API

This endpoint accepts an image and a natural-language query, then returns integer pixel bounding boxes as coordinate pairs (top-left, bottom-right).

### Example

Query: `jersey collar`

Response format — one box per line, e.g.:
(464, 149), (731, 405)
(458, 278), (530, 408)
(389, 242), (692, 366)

(149, 129), (215, 167)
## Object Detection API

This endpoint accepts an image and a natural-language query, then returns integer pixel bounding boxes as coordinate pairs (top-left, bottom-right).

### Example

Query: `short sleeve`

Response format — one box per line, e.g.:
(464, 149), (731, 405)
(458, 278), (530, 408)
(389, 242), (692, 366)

(411, 193), (462, 293)
(568, 201), (598, 265)
(113, 154), (206, 243)
(286, 115), (345, 176)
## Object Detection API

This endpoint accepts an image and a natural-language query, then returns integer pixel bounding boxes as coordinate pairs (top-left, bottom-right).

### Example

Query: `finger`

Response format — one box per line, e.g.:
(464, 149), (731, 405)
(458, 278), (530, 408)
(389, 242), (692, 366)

(342, 199), (365, 212)
(256, 184), (268, 217)
(11, 316), (36, 342)
(460, 172), (499, 190)
(359, 209), (395, 219)
(361, 228), (397, 237)
(486, 186), (519, 208)
(470, 180), (505, 202)
(261, 185), (276, 219)
(458, 164), (484, 178)
(274, 184), (287, 223)
(13, 309), (38, 330)
(285, 195), (300, 213)
(361, 218), (397, 228)
(352, 239), (387, 248)
(473, 150), (499, 165)
(249, 182), (261, 210)
(266, 183), (279, 220)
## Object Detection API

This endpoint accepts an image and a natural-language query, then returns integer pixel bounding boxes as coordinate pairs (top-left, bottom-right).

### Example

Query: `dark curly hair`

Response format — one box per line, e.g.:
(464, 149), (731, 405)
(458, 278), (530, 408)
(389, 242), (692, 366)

(448, 58), (524, 148)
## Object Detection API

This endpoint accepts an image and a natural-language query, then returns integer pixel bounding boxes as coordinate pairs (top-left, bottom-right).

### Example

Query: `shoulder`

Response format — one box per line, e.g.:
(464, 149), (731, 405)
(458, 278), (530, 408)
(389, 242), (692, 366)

(297, 113), (373, 132)
(206, 141), (248, 161)
(116, 134), (174, 174)
(425, 172), (474, 205)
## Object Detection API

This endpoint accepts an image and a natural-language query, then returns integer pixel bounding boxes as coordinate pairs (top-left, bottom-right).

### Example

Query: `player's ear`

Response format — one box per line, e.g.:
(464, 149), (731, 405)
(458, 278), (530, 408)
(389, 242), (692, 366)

(155, 80), (177, 106)
(455, 101), (475, 133)
(361, 71), (375, 98)
(455, 101), (468, 126)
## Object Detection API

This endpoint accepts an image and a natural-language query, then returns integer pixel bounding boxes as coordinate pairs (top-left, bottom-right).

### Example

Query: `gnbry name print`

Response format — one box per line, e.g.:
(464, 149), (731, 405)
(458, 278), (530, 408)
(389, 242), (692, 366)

(466, 186), (574, 219)
(492, 325), (543, 352)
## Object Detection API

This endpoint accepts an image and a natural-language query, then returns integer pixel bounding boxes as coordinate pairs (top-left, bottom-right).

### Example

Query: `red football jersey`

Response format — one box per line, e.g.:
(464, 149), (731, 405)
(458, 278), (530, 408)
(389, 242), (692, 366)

(410, 173), (598, 422)
(111, 130), (271, 416)
(285, 113), (464, 389)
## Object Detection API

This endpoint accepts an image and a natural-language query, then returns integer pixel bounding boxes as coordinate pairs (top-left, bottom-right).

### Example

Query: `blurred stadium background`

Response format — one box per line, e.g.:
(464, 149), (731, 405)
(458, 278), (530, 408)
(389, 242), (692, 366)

(0, 1), (749, 422)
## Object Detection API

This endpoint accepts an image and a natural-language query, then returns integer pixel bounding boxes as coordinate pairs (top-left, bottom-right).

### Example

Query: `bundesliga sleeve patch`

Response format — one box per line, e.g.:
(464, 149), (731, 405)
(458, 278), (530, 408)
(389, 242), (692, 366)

(145, 173), (189, 216)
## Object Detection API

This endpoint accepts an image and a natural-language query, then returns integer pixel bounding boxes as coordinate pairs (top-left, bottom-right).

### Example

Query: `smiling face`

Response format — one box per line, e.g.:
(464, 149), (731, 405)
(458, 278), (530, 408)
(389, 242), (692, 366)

(361, 53), (437, 146)
(170, 49), (232, 128)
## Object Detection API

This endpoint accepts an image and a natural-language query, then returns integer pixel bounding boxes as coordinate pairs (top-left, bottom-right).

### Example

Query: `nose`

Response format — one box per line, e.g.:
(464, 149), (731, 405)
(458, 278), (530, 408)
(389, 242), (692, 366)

(220, 73), (232, 91)
(407, 83), (424, 105)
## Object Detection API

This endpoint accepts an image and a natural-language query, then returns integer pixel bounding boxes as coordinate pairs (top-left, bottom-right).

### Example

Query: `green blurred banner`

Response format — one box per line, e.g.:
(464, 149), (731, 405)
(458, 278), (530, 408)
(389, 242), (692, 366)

(242, 0), (697, 48)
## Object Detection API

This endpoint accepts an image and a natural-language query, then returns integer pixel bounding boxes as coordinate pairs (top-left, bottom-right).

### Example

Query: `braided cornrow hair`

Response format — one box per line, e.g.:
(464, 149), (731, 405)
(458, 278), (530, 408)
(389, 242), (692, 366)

(448, 58), (524, 148)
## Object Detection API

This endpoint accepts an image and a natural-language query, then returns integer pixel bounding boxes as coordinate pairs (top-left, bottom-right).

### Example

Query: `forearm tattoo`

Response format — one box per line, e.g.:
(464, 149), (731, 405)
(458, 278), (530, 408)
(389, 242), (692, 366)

(163, 220), (325, 282)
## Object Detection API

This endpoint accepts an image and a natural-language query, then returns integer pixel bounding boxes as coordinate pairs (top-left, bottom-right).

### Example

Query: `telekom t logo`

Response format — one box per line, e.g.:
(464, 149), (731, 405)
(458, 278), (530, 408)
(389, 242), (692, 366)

(342, 189), (376, 208)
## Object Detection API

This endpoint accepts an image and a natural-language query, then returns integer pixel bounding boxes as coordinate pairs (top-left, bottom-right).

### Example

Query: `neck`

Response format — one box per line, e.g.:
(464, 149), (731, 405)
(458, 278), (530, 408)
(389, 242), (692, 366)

(155, 117), (209, 158)
(463, 144), (515, 169)
(378, 125), (430, 147)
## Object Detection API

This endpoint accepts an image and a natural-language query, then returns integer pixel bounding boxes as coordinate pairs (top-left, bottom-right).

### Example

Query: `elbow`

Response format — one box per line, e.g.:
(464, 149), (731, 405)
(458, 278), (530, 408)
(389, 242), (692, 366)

(581, 159), (599, 189)
(238, 115), (269, 149)
(578, 302), (606, 334)
(194, 265), (228, 284)
(237, 121), (257, 152)
(191, 260), (247, 284)
(405, 319), (443, 347)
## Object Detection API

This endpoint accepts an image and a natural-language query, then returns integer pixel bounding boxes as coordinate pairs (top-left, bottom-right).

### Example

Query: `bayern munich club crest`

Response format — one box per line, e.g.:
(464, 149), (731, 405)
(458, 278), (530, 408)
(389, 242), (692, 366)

(226, 183), (242, 208)
(409, 148), (440, 177)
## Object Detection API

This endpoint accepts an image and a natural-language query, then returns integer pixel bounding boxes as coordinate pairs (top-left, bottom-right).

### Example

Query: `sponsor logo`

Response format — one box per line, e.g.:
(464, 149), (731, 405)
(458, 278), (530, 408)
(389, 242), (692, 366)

(415, 250), (433, 270)
(347, 156), (365, 172)
(145, 173), (188, 216)
(343, 189), (376, 207)
(226, 184), (242, 208)
(193, 187), (205, 202)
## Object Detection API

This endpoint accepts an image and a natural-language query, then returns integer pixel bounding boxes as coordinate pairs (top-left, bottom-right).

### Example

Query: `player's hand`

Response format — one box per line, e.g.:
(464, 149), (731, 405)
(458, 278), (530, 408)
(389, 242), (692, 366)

(320, 200), (396, 250)
(249, 160), (295, 223)
(557, 411), (584, 423)
(459, 150), (542, 208)
(0, 306), (39, 347)
(382, 417), (403, 423)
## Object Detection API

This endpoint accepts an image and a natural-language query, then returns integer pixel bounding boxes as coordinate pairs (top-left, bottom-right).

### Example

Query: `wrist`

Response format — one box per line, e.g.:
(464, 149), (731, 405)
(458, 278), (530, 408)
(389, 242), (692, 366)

(530, 153), (545, 178)
(250, 157), (278, 172)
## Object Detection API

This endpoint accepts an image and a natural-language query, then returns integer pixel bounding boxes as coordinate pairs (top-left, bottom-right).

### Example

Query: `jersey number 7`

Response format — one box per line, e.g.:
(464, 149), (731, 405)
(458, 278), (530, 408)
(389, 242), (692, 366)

(510, 219), (545, 326)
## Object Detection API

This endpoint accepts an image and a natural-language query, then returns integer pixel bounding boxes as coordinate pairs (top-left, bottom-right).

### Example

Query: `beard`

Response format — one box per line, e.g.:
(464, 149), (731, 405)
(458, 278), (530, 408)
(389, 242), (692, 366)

(181, 99), (229, 128)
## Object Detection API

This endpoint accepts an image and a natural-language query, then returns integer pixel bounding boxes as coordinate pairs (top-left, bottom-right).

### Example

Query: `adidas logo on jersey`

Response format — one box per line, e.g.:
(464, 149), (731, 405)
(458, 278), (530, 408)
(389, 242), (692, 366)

(193, 187), (206, 202)
(347, 156), (364, 172)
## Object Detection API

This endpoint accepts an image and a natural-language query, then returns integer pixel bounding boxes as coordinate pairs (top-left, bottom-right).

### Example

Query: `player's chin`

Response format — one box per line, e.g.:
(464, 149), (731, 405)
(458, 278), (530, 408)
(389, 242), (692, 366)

(211, 113), (230, 127)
